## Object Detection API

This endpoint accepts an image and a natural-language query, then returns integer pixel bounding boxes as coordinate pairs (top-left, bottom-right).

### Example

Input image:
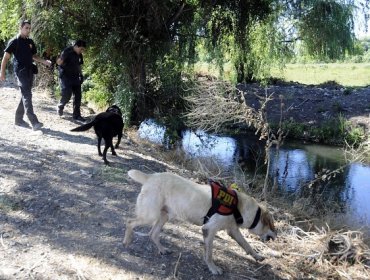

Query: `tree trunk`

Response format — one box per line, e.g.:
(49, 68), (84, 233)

(236, 62), (245, 83)
(128, 58), (147, 125)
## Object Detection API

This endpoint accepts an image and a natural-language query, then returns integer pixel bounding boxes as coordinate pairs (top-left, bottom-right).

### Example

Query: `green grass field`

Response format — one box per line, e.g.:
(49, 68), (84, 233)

(195, 62), (370, 87)
(271, 63), (370, 87)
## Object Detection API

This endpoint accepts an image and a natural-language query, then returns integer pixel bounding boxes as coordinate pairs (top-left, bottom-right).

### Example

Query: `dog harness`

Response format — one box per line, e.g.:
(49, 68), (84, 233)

(203, 180), (244, 225)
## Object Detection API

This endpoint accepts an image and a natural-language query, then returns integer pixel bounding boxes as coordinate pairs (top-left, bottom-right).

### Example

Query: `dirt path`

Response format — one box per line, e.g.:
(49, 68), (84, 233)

(0, 83), (290, 280)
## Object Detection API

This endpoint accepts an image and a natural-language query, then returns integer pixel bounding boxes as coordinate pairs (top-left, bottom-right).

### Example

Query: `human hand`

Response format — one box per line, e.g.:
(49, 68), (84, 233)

(0, 73), (5, 82)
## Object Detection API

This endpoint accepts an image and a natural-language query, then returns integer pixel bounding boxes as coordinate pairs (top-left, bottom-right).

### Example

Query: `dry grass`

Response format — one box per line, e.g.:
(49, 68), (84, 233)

(271, 207), (370, 279)
(345, 138), (370, 164)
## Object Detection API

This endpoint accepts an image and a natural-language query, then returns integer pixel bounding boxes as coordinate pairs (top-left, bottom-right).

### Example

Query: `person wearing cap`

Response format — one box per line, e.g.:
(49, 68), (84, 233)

(56, 40), (87, 122)
(0, 19), (52, 131)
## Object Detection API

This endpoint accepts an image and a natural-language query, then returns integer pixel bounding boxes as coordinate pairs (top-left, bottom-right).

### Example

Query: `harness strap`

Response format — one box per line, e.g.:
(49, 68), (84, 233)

(233, 208), (243, 224)
(203, 207), (217, 224)
(203, 181), (220, 224)
(249, 207), (261, 229)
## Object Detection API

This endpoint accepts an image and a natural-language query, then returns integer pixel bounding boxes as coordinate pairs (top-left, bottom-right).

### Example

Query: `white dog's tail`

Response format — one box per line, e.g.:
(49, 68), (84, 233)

(127, 169), (151, 184)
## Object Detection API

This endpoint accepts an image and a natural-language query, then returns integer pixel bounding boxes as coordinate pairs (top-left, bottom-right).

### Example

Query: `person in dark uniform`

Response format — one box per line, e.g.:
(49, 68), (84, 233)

(56, 40), (86, 122)
(0, 19), (51, 131)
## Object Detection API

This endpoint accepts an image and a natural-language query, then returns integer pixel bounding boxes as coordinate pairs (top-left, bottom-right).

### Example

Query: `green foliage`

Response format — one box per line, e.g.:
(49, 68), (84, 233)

(30, 7), (70, 56)
(281, 121), (306, 138)
(299, 0), (355, 60)
(200, 0), (280, 83)
(342, 88), (352, 95)
(114, 82), (134, 125)
(0, 0), (22, 41)
(338, 115), (366, 145)
(331, 101), (344, 113)
(319, 119), (344, 141)
(0, 194), (20, 211)
(0, 0), (363, 126)
(84, 83), (111, 110)
(345, 127), (364, 145)
(239, 14), (291, 83)
(362, 50), (370, 62)
(82, 61), (122, 110)
(282, 116), (366, 145)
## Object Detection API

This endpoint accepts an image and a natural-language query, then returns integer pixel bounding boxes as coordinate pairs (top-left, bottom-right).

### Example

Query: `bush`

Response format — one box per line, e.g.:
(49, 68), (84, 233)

(114, 82), (134, 125)
(345, 126), (366, 146)
(84, 85), (111, 109)
(362, 51), (370, 63)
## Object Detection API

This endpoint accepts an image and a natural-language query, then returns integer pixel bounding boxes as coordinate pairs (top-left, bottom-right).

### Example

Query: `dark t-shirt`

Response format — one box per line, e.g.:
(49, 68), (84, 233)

(58, 46), (83, 80)
(4, 36), (37, 72)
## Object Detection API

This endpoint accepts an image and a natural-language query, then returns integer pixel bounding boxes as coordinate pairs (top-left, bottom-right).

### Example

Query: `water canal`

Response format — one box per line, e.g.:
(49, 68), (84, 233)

(138, 119), (370, 230)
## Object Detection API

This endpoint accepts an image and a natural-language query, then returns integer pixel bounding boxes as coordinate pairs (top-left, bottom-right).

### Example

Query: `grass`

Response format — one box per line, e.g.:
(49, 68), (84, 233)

(194, 62), (370, 87)
(0, 194), (21, 211)
(271, 63), (370, 87)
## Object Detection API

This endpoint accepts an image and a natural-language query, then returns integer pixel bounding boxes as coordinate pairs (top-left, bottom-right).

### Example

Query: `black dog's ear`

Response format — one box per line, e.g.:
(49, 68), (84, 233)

(106, 104), (123, 116)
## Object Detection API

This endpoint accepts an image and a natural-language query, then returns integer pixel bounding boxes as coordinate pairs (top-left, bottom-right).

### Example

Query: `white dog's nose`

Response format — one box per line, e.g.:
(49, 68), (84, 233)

(266, 235), (273, 242)
(263, 232), (277, 242)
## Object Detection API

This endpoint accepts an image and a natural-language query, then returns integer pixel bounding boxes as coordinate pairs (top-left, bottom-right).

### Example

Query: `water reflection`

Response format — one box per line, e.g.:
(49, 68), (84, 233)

(138, 119), (166, 144)
(346, 164), (370, 223)
(270, 149), (313, 191)
(138, 120), (370, 226)
(182, 130), (236, 167)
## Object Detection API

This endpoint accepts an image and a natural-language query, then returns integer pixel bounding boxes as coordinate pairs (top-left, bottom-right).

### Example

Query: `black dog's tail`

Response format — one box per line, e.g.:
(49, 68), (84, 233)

(71, 120), (95, 132)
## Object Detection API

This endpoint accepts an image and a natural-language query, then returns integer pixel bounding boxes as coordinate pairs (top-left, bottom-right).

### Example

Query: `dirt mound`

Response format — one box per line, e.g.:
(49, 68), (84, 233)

(240, 82), (370, 134)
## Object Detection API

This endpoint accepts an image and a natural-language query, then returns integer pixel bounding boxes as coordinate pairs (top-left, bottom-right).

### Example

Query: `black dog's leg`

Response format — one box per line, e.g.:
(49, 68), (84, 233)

(103, 143), (110, 165)
(97, 136), (103, 156)
(110, 141), (117, 155)
(114, 132), (122, 149)
(103, 137), (115, 165)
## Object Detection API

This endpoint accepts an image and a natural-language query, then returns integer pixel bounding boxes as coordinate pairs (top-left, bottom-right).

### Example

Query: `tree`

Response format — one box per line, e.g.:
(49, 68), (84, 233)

(0, 0), (366, 126)
(298, 0), (355, 60)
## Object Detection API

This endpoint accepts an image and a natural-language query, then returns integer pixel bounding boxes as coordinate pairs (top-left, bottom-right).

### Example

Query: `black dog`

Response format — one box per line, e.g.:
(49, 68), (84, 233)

(71, 105), (124, 164)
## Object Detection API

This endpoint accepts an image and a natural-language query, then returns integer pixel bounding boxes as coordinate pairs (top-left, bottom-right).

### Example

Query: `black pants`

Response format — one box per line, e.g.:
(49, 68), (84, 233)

(15, 67), (39, 125)
(58, 78), (82, 118)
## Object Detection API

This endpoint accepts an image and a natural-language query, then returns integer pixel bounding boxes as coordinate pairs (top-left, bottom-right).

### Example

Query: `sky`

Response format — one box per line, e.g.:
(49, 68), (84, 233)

(355, 16), (369, 38)
(354, 0), (370, 38)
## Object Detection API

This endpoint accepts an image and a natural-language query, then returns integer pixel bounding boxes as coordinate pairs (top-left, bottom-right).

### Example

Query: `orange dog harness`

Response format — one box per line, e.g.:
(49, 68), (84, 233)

(203, 180), (243, 225)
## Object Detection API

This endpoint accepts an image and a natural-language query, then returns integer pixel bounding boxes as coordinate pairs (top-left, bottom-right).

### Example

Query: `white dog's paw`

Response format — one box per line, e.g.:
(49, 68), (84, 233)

(253, 253), (265, 262)
(208, 263), (223, 275)
(123, 235), (132, 247)
(123, 239), (130, 247)
(158, 247), (172, 255)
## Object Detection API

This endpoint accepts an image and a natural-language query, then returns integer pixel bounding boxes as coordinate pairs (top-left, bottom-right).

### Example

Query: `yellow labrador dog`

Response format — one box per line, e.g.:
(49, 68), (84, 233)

(124, 169), (277, 275)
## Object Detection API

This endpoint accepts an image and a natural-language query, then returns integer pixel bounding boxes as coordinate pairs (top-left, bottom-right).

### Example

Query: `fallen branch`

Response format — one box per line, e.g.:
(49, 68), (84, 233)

(0, 233), (7, 249)
(173, 252), (182, 279)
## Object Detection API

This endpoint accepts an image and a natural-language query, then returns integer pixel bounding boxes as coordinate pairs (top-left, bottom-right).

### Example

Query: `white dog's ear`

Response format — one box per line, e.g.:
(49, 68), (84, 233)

(261, 210), (276, 232)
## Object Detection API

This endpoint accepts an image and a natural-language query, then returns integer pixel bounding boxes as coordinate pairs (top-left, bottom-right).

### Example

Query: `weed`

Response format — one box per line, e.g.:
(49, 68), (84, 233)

(0, 194), (21, 211)
(316, 105), (327, 113)
(282, 121), (306, 138)
(345, 127), (366, 146)
(332, 101), (344, 113)
(342, 88), (352, 95)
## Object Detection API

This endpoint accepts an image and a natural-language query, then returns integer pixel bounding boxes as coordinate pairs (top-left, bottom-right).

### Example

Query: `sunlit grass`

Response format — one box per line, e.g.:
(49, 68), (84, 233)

(271, 63), (370, 87)
(193, 61), (235, 81)
(194, 62), (370, 87)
